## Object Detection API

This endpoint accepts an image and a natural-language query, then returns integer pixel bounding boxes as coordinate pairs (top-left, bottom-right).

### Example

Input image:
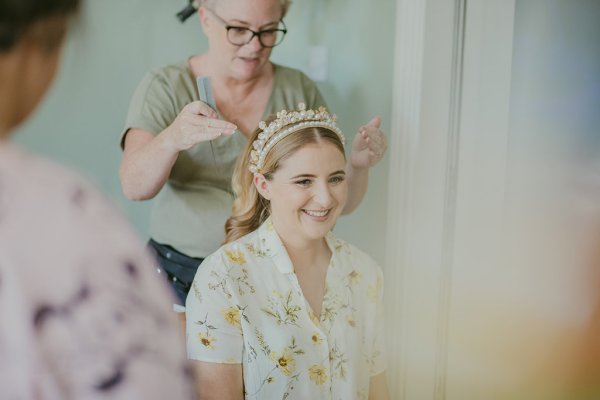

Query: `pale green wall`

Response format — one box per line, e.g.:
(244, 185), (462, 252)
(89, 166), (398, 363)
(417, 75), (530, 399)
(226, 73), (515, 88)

(14, 0), (395, 265)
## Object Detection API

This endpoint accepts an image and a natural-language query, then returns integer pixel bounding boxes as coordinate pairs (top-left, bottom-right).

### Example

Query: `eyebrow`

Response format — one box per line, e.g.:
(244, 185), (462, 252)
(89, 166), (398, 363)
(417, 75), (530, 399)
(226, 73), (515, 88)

(228, 19), (280, 29)
(290, 170), (346, 179)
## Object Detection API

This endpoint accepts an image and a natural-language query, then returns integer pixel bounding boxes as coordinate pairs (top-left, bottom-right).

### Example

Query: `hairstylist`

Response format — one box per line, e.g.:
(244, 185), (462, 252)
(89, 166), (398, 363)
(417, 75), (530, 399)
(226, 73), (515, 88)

(119, 0), (388, 306)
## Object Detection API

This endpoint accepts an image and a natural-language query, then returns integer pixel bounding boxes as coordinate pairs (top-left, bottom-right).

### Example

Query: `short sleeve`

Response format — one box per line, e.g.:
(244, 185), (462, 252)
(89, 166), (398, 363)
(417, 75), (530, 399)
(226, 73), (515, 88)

(186, 254), (244, 364)
(370, 267), (387, 376)
(120, 71), (179, 147)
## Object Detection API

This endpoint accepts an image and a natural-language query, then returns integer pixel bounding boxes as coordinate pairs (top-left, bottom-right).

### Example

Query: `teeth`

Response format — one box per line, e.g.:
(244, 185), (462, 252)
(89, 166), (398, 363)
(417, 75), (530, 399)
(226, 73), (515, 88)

(304, 209), (329, 217)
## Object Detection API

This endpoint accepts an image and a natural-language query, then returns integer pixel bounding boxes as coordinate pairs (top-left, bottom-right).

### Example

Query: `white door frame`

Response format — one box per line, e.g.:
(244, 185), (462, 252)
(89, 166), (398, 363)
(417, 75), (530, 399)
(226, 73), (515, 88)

(385, 1), (516, 398)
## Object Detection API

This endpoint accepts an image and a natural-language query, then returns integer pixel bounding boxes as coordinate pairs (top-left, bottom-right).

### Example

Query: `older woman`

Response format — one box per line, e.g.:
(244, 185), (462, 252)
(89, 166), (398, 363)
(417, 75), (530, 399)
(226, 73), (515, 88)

(186, 104), (389, 399)
(119, 0), (387, 305)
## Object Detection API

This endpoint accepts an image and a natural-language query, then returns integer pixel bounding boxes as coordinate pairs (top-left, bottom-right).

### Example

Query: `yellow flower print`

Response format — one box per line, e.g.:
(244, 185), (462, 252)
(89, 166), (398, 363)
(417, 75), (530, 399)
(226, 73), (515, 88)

(311, 332), (323, 345)
(308, 364), (328, 385)
(266, 376), (275, 384)
(198, 332), (217, 350)
(348, 270), (362, 285)
(270, 349), (296, 376)
(225, 249), (246, 265)
(262, 290), (302, 326)
(221, 306), (241, 326)
(334, 238), (343, 250)
(244, 243), (267, 257)
(192, 281), (203, 303)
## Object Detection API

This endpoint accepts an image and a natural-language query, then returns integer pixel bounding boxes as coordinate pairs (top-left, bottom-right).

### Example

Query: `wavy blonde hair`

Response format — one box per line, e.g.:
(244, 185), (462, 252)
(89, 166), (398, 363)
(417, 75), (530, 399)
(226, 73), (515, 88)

(200, 0), (292, 19)
(224, 117), (345, 243)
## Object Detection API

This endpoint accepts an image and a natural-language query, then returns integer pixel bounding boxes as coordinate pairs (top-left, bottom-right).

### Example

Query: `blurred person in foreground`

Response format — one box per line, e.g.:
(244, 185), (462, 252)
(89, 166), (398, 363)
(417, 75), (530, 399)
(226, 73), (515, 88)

(0, 0), (194, 398)
(186, 104), (389, 399)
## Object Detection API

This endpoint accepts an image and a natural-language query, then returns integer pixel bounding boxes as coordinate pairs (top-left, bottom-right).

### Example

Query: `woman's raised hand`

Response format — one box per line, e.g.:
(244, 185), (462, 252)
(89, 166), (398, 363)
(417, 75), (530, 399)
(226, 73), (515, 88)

(350, 116), (388, 169)
(165, 101), (237, 151)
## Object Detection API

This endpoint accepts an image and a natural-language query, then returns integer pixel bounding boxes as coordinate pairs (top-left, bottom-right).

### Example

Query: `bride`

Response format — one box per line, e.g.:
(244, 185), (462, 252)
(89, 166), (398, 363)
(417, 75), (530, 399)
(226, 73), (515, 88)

(186, 104), (389, 399)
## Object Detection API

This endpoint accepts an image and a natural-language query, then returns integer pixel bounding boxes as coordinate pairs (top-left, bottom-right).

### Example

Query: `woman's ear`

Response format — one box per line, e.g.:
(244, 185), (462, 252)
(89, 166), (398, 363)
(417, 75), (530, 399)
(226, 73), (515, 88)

(253, 173), (272, 201)
(198, 6), (210, 32)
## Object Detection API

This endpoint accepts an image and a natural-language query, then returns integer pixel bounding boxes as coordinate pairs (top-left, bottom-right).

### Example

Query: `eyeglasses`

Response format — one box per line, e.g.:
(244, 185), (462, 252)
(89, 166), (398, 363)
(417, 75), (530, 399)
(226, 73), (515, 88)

(207, 9), (287, 48)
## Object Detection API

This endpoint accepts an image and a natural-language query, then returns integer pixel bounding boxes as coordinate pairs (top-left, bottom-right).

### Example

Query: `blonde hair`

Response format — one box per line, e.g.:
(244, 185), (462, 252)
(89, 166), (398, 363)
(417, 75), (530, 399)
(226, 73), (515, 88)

(224, 117), (345, 243)
(200, 0), (292, 19)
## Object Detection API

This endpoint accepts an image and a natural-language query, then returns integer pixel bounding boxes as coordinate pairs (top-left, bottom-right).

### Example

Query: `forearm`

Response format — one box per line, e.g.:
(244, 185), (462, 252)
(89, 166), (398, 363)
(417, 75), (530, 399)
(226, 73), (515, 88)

(343, 162), (369, 214)
(119, 129), (179, 201)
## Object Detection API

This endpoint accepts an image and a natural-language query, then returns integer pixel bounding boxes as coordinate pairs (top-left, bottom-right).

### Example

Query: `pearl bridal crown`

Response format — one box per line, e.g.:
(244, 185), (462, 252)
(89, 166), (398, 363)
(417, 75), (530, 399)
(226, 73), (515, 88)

(248, 103), (346, 173)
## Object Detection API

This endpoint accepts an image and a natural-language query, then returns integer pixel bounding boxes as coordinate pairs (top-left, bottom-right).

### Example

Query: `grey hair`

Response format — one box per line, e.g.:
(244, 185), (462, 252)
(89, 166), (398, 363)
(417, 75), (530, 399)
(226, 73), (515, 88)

(199, 0), (291, 19)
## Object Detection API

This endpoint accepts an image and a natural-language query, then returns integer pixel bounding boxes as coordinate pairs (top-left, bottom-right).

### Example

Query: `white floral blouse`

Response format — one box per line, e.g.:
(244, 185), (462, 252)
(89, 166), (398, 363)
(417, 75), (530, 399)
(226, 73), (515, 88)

(186, 218), (386, 399)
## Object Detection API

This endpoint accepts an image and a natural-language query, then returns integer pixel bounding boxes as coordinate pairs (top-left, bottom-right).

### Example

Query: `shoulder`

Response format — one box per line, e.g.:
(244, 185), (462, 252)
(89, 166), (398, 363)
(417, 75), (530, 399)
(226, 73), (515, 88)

(137, 61), (192, 94)
(273, 63), (310, 79)
(273, 63), (318, 90)
(269, 63), (326, 109)
(191, 230), (263, 303)
(0, 144), (179, 326)
(329, 234), (383, 277)
(200, 229), (263, 272)
(0, 145), (109, 217)
(0, 145), (153, 279)
(146, 60), (189, 81)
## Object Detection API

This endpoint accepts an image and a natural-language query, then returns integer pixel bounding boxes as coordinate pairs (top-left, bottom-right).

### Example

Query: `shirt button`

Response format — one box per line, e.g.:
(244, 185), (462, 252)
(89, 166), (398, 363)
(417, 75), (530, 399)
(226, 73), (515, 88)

(166, 252), (172, 259)
(172, 276), (178, 282)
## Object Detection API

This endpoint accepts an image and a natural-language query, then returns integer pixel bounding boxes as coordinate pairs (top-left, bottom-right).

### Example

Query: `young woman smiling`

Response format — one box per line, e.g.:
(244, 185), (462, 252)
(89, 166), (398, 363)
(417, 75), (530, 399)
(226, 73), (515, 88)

(186, 105), (389, 399)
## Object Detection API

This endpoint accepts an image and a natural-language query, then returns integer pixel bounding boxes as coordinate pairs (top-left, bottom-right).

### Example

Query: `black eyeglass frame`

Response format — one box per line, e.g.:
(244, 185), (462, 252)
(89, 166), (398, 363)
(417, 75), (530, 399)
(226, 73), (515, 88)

(206, 8), (288, 48)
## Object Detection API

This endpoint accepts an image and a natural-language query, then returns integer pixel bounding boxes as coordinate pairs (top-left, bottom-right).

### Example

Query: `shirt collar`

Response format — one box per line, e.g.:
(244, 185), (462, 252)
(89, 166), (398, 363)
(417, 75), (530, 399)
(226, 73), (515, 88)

(257, 217), (338, 274)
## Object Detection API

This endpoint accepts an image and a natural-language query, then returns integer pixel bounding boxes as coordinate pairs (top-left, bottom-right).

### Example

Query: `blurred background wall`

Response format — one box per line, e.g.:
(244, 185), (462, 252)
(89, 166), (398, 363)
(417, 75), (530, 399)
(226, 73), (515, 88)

(13, 0), (395, 265)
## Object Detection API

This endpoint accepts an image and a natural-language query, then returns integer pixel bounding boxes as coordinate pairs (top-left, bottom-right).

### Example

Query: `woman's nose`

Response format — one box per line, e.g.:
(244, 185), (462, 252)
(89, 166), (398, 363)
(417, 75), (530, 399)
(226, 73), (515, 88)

(312, 182), (334, 205)
(245, 34), (263, 51)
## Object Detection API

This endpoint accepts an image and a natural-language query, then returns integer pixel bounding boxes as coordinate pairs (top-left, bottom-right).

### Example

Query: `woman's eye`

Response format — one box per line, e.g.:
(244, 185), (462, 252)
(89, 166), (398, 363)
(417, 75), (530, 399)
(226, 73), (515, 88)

(330, 175), (345, 184)
(229, 27), (248, 34)
(260, 30), (276, 38)
(294, 179), (312, 187)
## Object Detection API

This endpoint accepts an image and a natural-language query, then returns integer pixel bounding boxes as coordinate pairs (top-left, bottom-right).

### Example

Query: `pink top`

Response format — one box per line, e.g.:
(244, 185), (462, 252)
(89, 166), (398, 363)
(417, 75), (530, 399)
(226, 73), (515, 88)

(0, 144), (194, 399)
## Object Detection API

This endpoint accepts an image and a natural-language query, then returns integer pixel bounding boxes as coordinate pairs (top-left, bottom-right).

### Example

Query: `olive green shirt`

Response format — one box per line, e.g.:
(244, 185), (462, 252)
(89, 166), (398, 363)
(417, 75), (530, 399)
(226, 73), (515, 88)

(123, 61), (326, 257)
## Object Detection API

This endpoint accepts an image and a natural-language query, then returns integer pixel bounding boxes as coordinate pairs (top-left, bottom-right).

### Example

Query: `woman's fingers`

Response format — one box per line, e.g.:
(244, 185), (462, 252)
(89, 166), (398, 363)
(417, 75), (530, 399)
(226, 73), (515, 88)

(363, 127), (387, 152)
(184, 100), (218, 118)
(181, 111), (237, 138)
(203, 118), (237, 131)
(197, 128), (225, 141)
(185, 115), (236, 129)
(351, 120), (388, 167)
(169, 102), (238, 150)
(200, 125), (236, 139)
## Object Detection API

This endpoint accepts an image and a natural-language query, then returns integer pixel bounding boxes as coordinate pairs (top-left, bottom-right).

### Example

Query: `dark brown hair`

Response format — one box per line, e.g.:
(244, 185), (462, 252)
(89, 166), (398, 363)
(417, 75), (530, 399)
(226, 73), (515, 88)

(0, 0), (80, 51)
